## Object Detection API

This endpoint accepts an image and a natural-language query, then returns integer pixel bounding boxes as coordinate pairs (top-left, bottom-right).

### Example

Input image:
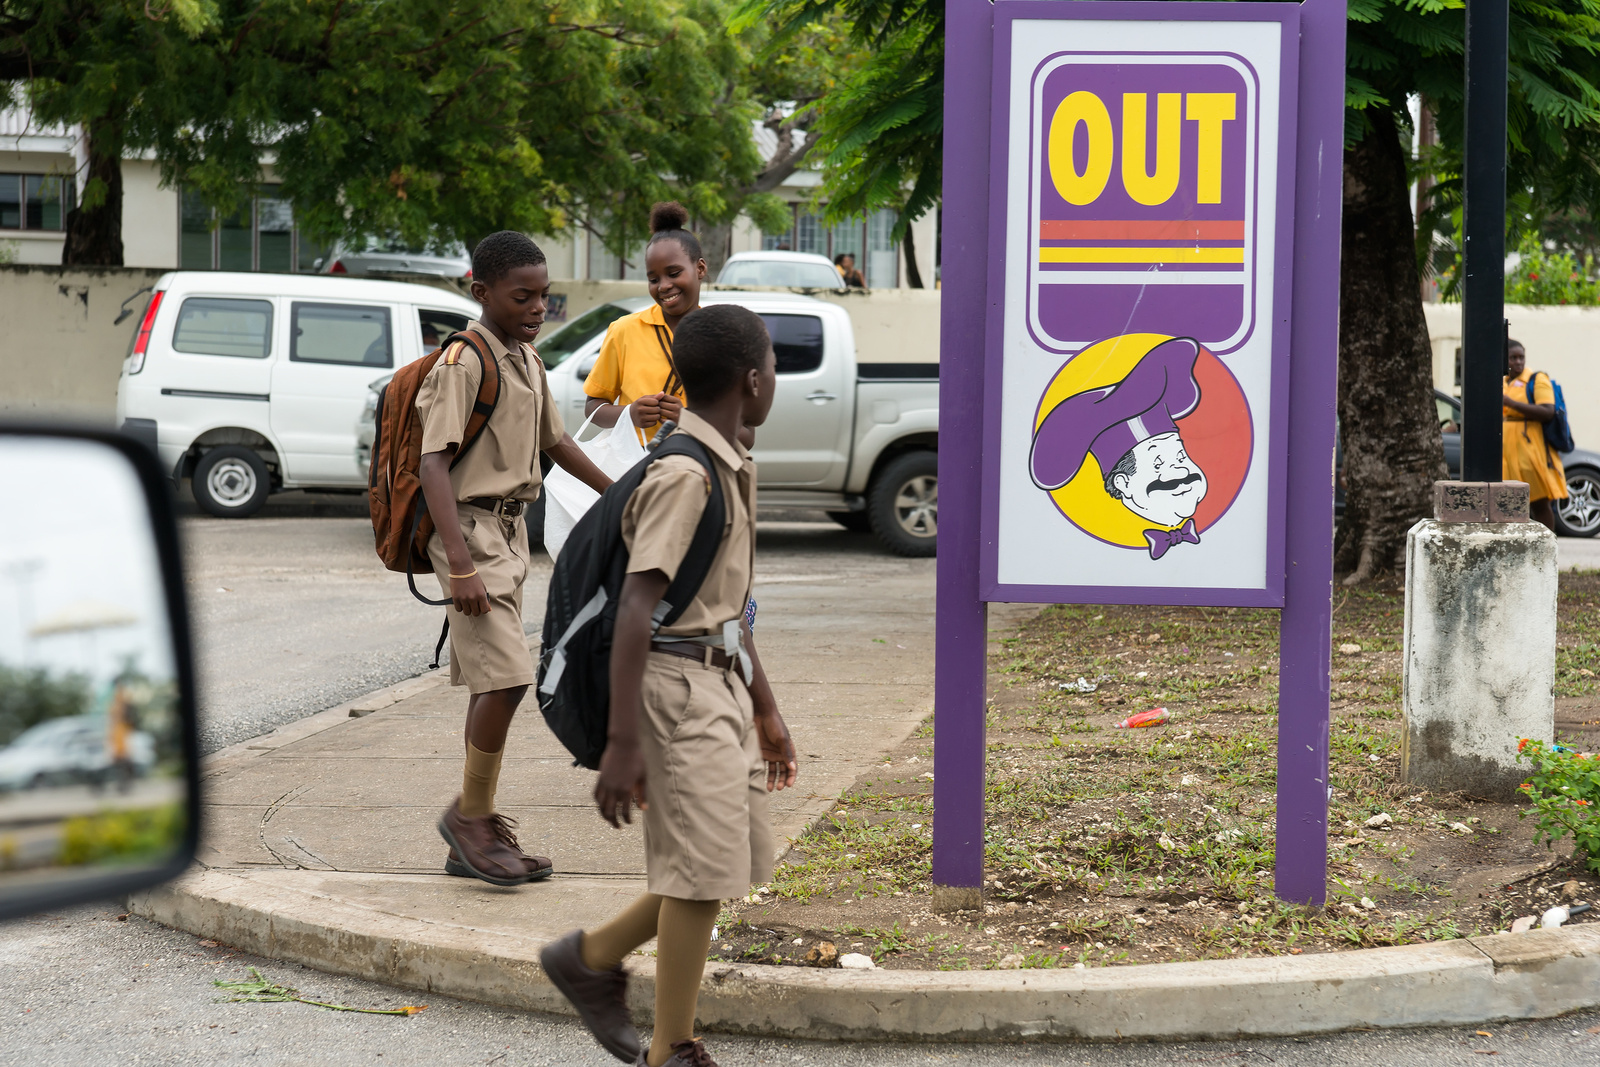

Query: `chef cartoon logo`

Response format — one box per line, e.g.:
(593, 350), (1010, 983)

(1029, 333), (1252, 559)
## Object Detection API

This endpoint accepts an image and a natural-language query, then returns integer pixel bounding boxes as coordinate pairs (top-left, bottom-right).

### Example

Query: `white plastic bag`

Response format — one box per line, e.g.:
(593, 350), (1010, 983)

(543, 405), (647, 560)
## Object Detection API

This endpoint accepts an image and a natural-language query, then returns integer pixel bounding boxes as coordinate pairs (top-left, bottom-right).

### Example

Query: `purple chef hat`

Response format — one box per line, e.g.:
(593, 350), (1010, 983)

(1029, 337), (1203, 491)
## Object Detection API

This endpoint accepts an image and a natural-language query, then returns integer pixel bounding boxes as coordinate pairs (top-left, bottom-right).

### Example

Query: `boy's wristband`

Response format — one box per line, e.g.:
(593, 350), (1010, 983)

(449, 569), (478, 579)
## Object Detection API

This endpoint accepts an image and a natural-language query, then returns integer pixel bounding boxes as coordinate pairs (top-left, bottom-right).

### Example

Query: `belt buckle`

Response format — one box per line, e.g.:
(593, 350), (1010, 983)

(502, 499), (523, 518)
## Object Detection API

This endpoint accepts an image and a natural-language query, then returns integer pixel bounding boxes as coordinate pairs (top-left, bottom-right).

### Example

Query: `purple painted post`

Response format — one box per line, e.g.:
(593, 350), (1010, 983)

(932, 0), (992, 893)
(1274, 0), (1346, 906)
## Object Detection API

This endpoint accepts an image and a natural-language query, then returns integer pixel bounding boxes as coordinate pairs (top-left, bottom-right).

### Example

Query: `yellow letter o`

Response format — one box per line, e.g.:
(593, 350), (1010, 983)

(1048, 91), (1114, 206)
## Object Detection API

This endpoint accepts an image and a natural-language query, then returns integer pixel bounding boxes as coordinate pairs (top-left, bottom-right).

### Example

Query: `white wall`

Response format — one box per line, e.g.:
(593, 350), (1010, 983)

(120, 160), (178, 269)
(1425, 303), (1600, 448)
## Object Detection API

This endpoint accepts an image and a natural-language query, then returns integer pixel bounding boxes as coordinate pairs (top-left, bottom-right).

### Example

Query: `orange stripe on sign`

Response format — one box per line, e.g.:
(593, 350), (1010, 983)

(1040, 219), (1246, 241)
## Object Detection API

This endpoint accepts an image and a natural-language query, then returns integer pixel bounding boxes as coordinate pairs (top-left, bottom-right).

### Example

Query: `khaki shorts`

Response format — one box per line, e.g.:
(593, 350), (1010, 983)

(639, 652), (773, 901)
(426, 507), (534, 694)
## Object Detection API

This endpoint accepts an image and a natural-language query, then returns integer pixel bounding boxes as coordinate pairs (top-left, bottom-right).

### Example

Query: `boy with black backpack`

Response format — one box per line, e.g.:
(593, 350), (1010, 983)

(410, 231), (612, 885)
(539, 305), (797, 1067)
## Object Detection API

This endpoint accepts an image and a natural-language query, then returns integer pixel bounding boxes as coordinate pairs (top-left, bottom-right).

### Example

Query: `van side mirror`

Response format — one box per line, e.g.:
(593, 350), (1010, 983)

(0, 425), (199, 920)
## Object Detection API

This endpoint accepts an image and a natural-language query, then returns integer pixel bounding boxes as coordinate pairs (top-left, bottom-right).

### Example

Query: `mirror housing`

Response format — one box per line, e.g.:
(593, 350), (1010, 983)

(0, 423), (200, 921)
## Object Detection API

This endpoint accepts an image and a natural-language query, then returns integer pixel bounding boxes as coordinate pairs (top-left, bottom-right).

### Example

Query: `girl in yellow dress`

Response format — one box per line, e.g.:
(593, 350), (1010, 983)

(1503, 339), (1567, 530)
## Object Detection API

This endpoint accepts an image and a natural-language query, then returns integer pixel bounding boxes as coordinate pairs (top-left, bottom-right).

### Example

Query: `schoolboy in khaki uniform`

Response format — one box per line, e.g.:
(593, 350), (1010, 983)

(419, 231), (612, 887)
(541, 305), (797, 1067)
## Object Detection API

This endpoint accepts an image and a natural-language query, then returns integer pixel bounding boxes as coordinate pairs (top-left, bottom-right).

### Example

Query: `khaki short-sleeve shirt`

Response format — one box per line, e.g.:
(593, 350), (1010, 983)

(621, 411), (755, 637)
(415, 321), (565, 502)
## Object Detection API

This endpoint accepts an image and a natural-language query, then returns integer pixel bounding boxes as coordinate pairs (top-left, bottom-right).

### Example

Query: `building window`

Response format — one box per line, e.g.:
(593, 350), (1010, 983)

(0, 174), (74, 231)
(179, 185), (325, 272)
(760, 204), (899, 287)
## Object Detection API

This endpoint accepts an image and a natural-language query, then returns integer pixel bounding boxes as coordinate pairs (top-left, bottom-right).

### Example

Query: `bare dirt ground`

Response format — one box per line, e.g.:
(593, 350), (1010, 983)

(712, 572), (1600, 971)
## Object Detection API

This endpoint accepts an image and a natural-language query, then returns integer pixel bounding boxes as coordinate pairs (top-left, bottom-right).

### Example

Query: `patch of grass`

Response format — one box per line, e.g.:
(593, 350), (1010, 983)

(723, 573), (1600, 971)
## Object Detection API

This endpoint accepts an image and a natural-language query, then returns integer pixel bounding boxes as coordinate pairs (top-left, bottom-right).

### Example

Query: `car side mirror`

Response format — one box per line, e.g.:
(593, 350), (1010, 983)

(0, 424), (199, 921)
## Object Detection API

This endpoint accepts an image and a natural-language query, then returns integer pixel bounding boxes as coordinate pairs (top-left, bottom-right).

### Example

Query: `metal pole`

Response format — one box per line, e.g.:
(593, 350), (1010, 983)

(1275, 0), (1347, 908)
(931, 0), (990, 899)
(1460, 0), (1509, 483)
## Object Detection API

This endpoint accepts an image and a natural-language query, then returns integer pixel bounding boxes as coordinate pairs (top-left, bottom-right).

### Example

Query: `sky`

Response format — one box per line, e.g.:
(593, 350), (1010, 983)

(0, 437), (176, 688)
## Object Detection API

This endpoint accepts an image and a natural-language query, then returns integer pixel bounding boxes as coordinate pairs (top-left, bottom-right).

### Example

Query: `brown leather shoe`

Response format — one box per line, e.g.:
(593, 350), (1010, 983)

(445, 844), (553, 881)
(436, 798), (531, 886)
(486, 813), (555, 881)
(540, 929), (640, 1063)
(635, 1039), (718, 1067)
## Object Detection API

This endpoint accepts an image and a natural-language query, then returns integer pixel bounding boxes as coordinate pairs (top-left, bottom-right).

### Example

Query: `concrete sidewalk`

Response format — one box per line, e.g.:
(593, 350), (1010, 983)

(146, 540), (966, 989)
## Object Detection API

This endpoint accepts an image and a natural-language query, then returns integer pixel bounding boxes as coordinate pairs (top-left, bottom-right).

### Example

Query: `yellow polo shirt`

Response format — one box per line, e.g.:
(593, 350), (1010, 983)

(583, 303), (688, 444)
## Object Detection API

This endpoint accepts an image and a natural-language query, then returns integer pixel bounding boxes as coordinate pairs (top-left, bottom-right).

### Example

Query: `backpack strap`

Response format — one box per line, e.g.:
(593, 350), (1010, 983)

(651, 323), (684, 399)
(444, 329), (501, 469)
(646, 434), (742, 677)
(404, 329), (504, 611)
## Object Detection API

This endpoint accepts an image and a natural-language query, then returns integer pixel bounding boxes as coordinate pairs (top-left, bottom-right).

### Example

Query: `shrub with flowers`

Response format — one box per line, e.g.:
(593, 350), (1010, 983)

(1503, 234), (1600, 306)
(1517, 738), (1600, 871)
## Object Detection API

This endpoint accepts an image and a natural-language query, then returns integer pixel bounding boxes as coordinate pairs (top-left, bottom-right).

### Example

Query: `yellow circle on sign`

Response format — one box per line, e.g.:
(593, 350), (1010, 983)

(1033, 333), (1180, 549)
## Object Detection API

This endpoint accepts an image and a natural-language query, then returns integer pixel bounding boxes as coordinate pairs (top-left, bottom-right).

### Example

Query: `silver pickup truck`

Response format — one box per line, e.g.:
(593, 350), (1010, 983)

(538, 293), (938, 556)
(357, 290), (939, 556)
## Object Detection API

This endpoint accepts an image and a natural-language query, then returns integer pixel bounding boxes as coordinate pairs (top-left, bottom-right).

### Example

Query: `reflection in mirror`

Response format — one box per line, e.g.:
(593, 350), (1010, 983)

(0, 437), (186, 904)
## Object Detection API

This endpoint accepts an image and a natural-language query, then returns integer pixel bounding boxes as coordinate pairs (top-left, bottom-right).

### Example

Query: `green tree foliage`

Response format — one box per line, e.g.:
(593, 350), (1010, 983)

(0, 665), (91, 748)
(1, 0), (775, 261)
(738, 0), (940, 240)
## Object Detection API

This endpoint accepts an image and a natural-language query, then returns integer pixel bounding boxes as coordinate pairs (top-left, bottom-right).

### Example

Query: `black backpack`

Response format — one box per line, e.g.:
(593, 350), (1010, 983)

(536, 431), (726, 769)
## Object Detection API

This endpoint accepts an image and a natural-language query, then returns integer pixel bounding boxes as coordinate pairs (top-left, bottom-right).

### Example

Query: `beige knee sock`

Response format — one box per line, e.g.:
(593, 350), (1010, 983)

(647, 897), (721, 1065)
(460, 742), (503, 817)
(580, 893), (663, 972)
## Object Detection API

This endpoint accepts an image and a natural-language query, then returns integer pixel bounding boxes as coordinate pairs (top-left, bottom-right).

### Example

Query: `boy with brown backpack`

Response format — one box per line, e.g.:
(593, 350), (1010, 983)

(369, 231), (612, 885)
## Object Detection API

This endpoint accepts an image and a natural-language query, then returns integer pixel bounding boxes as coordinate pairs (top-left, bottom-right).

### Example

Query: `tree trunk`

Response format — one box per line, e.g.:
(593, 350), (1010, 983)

(1334, 109), (1446, 584)
(701, 219), (733, 280)
(62, 119), (125, 267)
(901, 219), (924, 288)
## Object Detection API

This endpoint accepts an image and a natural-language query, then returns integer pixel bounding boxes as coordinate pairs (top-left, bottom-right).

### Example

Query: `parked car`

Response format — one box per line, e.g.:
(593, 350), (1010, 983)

(716, 251), (847, 291)
(357, 291), (941, 555)
(316, 237), (472, 279)
(0, 715), (155, 793)
(1336, 390), (1600, 537)
(115, 271), (481, 517)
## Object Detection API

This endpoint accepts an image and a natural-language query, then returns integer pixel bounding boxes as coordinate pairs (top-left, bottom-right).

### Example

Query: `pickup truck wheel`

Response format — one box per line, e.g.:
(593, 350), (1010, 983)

(192, 446), (270, 518)
(868, 451), (938, 557)
(827, 510), (871, 533)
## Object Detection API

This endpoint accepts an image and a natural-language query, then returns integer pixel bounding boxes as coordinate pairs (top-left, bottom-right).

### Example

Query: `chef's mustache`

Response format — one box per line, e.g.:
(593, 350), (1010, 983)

(1146, 471), (1203, 495)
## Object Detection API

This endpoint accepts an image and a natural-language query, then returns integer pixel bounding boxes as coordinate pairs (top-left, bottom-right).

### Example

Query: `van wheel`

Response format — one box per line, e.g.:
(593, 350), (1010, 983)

(867, 451), (937, 557)
(193, 446), (270, 518)
(827, 510), (871, 533)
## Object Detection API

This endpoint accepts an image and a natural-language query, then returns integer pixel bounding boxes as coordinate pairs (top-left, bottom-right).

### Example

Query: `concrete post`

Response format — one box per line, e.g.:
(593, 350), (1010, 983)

(1402, 482), (1556, 800)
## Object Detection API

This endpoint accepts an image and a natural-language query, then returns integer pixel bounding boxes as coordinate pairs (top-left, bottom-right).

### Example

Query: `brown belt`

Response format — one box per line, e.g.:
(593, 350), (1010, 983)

(466, 497), (525, 517)
(650, 641), (735, 670)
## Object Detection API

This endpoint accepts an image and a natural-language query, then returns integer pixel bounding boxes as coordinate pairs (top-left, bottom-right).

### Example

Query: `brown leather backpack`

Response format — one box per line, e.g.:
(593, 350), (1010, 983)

(368, 329), (500, 607)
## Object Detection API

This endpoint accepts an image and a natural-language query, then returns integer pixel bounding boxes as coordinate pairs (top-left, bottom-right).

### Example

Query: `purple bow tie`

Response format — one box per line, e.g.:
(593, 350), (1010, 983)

(1145, 519), (1200, 560)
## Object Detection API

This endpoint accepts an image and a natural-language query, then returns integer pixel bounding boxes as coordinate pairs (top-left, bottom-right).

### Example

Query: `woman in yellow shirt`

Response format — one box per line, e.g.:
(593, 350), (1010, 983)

(583, 202), (705, 444)
(1503, 339), (1568, 530)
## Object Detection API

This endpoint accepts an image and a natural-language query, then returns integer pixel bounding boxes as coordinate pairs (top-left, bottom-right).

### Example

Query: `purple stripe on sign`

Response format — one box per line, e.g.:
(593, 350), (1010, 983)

(1035, 283), (1248, 340)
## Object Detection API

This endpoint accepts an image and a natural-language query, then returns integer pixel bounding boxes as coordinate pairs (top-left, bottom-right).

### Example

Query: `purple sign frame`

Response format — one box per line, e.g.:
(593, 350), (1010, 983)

(936, 0), (1344, 905)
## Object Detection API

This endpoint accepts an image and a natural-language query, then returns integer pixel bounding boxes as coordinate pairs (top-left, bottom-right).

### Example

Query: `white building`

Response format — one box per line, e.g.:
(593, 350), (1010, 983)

(1, 108), (937, 287)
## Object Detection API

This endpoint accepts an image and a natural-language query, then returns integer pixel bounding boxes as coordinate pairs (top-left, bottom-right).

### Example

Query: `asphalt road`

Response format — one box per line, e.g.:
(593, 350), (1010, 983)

(6, 497), (1600, 1064)
(5, 906), (1600, 1067)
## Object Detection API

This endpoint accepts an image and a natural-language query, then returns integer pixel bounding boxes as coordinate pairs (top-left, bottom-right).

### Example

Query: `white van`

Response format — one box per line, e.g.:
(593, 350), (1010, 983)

(115, 271), (480, 517)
